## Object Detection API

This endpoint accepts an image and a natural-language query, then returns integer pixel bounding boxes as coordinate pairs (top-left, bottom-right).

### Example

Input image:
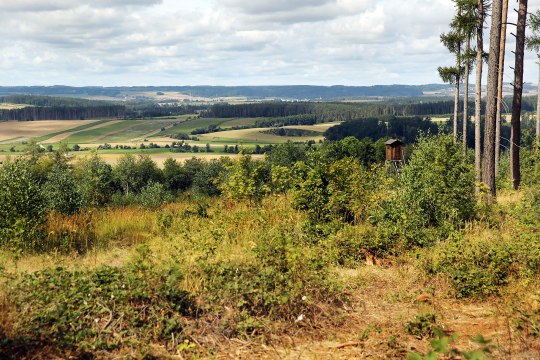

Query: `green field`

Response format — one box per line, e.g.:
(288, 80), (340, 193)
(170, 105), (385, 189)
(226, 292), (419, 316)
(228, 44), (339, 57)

(157, 117), (230, 136)
(198, 127), (325, 144)
(62, 119), (177, 144)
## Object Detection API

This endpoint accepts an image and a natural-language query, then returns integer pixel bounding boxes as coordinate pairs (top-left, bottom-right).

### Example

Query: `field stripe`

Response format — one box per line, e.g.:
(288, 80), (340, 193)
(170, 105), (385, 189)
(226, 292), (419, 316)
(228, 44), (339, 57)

(42, 120), (120, 144)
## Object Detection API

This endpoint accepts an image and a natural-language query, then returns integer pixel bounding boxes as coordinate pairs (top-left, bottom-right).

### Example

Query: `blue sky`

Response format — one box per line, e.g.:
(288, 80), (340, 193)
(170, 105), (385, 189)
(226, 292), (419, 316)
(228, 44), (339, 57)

(0, 0), (538, 86)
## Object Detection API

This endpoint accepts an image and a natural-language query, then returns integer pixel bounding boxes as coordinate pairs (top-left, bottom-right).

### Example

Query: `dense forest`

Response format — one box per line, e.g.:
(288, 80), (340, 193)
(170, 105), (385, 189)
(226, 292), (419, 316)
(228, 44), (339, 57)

(202, 100), (464, 121)
(0, 95), (125, 121)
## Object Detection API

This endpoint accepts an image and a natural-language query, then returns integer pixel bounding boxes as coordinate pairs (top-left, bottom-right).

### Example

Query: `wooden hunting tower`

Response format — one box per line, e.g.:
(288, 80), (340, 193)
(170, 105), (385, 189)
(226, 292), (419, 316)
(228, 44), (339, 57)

(385, 139), (404, 162)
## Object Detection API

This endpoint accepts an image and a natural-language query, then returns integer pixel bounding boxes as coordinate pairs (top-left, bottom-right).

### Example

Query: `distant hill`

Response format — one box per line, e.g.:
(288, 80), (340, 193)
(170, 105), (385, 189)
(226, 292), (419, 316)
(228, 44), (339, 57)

(0, 85), (458, 100)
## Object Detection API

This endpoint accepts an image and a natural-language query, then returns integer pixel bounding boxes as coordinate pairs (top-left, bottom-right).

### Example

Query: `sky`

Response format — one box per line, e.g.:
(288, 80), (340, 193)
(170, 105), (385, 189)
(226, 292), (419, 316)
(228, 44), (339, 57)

(0, 0), (538, 87)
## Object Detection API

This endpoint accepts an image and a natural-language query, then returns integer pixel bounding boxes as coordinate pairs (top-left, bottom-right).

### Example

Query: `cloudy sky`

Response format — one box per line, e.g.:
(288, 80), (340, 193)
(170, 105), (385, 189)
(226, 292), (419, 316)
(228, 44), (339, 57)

(0, 0), (538, 86)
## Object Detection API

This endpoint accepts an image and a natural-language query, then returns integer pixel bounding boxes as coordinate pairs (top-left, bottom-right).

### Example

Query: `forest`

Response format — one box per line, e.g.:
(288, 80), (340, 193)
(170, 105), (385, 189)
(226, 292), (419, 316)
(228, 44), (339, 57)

(0, 96), (125, 121)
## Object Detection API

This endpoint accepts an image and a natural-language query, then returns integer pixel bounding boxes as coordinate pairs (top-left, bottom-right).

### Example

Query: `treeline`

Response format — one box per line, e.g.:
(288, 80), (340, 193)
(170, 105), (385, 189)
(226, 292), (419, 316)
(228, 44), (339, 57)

(325, 116), (439, 144)
(254, 114), (317, 127)
(261, 128), (321, 137)
(124, 103), (208, 119)
(0, 95), (119, 108)
(326, 114), (538, 150)
(202, 100), (487, 122)
(0, 95), (125, 121)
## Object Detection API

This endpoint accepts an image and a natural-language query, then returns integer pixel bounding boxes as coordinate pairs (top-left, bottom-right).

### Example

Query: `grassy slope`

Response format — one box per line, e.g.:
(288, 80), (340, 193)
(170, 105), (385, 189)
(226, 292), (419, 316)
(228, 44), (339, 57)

(1, 192), (539, 358)
(62, 120), (175, 143)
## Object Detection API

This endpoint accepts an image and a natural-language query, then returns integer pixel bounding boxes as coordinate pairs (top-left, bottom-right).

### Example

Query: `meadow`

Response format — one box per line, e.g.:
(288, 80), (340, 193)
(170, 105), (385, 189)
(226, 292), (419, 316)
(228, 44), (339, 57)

(1, 135), (540, 358)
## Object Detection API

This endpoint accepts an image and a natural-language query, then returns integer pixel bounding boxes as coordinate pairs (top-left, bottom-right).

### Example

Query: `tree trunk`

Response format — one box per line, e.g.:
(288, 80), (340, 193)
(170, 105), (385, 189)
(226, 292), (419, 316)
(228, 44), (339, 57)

(475, 0), (484, 194)
(510, 0), (528, 190)
(495, 0), (509, 175)
(537, 58), (540, 138)
(483, 0), (503, 201)
(463, 35), (470, 153)
(454, 77), (460, 143)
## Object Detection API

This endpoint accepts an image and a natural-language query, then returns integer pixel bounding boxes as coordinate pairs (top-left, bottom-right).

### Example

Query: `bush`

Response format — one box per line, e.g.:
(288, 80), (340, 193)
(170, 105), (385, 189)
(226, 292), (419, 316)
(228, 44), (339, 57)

(373, 134), (477, 251)
(138, 182), (172, 209)
(221, 154), (269, 202)
(0, 160), (46, 251)
(292, 157), (385, 226)
(398, 134), (476, 230)
(42, 165), (83, 215)
(200, 227), (342, 333)
(1, 246), (196, 355)
(75, 154), (115, 207)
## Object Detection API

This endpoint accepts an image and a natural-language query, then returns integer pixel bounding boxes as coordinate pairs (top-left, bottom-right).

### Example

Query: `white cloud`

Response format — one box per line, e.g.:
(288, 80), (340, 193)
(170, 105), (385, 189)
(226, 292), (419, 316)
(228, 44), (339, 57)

(0, 0), (538, 86)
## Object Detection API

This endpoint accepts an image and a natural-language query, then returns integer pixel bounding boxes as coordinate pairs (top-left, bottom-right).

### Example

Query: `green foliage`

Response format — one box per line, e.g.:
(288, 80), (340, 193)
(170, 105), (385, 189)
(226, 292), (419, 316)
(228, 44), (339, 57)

(2, 247), (196, 355)
(192, 158), (231, 196)
(0, 160), (46, 251)
(138, 182), (173, 209)
(113, 154), (163, 195)
(265, 141), (308, 167)
(398, 134), (476, 229)
(407, 333), (493, 360)
(75, 154), (115, 207)
(42, 165), (84, 215)
(200, 227), (342, 330)
(221, 154), (269, 202)
(292, 157), (385, 226)
(404, 313), (438, 339)
(372, 134), (477, 251)
(520, 142), (540, 188)
(423, 235), (513, 298)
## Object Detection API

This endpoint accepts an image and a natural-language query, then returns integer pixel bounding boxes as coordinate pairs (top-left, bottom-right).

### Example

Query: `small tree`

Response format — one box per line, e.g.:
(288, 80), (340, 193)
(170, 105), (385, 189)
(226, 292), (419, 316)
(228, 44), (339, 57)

(221, 154), (269, 202)
(0, 160), (46, 250)
(397, 134), (476, 230)
(43, 165), (83, 215)
(75, 153), (114, 207)
(439, 29), (464, 143)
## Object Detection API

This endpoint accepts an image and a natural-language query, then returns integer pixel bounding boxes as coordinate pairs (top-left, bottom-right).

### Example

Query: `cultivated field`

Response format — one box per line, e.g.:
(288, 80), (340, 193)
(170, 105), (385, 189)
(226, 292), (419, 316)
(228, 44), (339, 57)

(198, 127), (325, 144)
(0, 117), (338, 164)
(0, 103), (33, 110)
(0, 120), (98, 143)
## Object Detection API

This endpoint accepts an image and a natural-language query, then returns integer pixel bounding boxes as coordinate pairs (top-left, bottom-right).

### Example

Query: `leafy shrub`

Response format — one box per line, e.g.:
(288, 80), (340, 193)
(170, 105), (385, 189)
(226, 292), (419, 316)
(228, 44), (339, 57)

(404, 313), (438, 339)
(1, 247), (196, 355)
(75, 154), (115, 207)
(200, 228), (342, 334)
(397, 134), (476, 230)
(423, 235), (514, 298)
(221, 154), (269, 202)
(327, 224), (401, 266)
(0, 160), (46, 251)
(373, 134), (477, 251)
(42, 165), (84, 215)
(292, 157), (385, 226)
(138, 182), (172, 209)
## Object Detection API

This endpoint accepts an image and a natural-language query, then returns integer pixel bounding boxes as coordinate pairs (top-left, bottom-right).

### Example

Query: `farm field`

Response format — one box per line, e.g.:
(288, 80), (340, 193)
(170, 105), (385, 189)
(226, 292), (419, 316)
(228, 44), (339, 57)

(197, 126), (325, 144)
(0, 120), (98, 143)
(0, 103), (33, 110)
(0, 116), (336, 164)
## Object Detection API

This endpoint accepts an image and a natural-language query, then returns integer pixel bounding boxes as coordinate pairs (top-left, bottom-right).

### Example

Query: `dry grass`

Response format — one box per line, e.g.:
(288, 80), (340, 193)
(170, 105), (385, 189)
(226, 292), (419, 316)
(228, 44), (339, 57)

(1, 193), (540, 358)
